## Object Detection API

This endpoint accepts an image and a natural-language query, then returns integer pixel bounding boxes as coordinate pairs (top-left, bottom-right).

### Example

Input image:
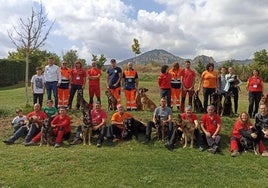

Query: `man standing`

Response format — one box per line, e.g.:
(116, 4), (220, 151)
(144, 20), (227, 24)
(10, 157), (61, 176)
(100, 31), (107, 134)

(122, 62), (139, 111)
(88, 61), (102, 109)
(44, 57), (61, 108)
(181, 60), (196, 112)
(106, 59), (122, 107)
(58, 61), (71, 107)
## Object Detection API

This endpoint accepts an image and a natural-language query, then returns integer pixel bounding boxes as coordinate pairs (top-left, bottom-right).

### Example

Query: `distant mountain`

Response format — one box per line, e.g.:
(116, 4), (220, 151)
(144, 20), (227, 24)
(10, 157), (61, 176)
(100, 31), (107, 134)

(118, 49), (252, 67)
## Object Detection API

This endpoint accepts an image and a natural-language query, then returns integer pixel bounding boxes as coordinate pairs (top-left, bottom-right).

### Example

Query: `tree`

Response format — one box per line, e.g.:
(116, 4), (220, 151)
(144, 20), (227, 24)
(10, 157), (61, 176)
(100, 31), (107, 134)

(131, 38), (141, 64)
(91, 54), (107, 69)
(8, 3), (55, 105)
(63, 49), (78, 68)
(253, 49), (268, 67)
(195, 60), (205, 75)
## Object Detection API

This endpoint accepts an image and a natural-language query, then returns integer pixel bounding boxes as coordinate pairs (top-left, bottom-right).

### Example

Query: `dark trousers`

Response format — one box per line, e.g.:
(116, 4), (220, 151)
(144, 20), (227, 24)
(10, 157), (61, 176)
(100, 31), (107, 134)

(33, 93), (44, 107)
(75, 125), (107, 143)
(160, 89), (171, 108)
(203, 87), (216, 110)
(45, 81), (58, 108)
(229, 87), (239, 114)
(8, 125), (28, 143)
(145, 121), (173, 141)
(248, 91), (262, 118)
(68, 84), (83, 109)
(24, 123), (41, 143)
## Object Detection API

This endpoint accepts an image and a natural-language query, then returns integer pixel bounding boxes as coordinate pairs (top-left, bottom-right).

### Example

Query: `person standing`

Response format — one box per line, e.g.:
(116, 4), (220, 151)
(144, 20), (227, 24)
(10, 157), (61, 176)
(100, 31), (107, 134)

(122, 62), (139, 111)
(31, 67), (45, 107)
(198, 63), (218, 111)
(168, 61), (182, 112)
(88, 61), (102, 109)
(68, 60), (87, 110)
(106, 59), (122, 106)
(246, 69), (263, 118)
(44, 57), (61, 108)
(58, 61), (71, 107)
(158, 65), (172, 108)
(224, 66), (242, 116)
(218, 67), (227, 103)
(200, 105), (221, 154)
(181, 60), (196, 112)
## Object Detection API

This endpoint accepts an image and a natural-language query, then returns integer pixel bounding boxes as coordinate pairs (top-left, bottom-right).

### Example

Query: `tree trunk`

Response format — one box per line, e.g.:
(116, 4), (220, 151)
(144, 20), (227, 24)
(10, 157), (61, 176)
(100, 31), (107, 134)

(25, 52), (29, 105)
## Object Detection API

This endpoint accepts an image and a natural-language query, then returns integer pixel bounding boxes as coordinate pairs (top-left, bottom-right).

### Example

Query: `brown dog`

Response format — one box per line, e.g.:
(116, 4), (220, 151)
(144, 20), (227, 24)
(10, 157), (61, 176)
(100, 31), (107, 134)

(139, 88), (157, 112)
(105, 90), (117, 111)
(211, 92), (223, 115)
(40, 118), (54, 146)
(77, 89), (90, 111)
(81, 110), (93, 145)
(175, 114), (195, 148)
(135, 89), (143, 111)
(155, 115), (166, 141)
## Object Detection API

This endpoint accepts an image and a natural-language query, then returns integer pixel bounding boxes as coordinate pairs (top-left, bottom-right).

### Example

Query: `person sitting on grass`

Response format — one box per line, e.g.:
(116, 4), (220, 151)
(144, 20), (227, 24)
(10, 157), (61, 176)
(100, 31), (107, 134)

(200, 105), (221, 154)
(25, 106), (71, 148)
(230, 112), (268, 157)
(3, 103), (48, 145)
(11, 108), (27, 133)
(71, 101), (108, 147)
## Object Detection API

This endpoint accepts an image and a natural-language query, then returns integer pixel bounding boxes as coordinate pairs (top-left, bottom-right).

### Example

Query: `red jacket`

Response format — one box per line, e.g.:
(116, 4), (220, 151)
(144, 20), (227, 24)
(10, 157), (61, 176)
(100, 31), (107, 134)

(51, 114), (71, 133)
(158, 73), (171, 89)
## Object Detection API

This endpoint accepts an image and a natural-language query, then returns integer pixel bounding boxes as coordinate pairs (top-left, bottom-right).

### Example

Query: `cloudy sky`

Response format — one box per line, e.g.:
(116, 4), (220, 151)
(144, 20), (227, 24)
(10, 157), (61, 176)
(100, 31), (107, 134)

(0, 0), (268, 63)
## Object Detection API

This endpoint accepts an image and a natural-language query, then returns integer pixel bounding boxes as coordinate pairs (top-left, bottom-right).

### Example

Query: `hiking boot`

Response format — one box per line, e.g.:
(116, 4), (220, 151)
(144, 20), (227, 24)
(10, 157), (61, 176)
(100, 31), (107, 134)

(231, 150), (239, 157)
(24, 141), (37, 146)
(165, 143), (174, 151)
(54, 143), (61, 148)
(142, 138), (150, 145)
(70, 138), (82, 145)
(199, 146), (204, 152)
(3, 140), (14, 145)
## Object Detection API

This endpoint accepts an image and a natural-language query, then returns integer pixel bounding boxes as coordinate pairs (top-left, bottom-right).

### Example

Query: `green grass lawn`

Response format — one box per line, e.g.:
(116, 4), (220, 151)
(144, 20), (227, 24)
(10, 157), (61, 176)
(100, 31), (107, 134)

(1, 74), (268, 187)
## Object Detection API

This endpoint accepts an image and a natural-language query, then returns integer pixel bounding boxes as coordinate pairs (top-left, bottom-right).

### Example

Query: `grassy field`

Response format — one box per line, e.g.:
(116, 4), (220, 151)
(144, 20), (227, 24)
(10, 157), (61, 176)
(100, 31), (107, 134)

(1, 69), (268, 188)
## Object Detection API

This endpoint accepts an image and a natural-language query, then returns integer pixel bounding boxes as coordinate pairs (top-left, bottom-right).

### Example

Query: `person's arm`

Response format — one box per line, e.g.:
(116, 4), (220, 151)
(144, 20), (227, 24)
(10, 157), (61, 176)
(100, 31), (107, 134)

(106, 72), (109, 89)
(212, 123), (221, 138)
(82, 71), (86, 89)
(114, 71), (122, 87)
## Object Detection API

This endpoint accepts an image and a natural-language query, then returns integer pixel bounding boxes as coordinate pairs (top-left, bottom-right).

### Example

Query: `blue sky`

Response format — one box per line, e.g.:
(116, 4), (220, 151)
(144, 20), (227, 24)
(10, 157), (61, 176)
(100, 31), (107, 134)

(0, 0), (268, 64)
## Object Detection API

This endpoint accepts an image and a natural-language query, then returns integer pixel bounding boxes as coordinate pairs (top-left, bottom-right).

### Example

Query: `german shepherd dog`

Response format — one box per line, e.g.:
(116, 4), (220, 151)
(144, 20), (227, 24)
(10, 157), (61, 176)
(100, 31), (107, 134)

(40, 118), (54, 146)
(77, 89), (90, 111)
(81, 110), (93, 145)
(105, 90), (117, 111)
(139, 88), (157, 112)
(175, 114), (195, 148)
(122, 117), (139, 140)
(193, 91), (205, 113)
(221, 92), (233, 116)
(211, 92), (223, 115)
(155, 115), (166, 141)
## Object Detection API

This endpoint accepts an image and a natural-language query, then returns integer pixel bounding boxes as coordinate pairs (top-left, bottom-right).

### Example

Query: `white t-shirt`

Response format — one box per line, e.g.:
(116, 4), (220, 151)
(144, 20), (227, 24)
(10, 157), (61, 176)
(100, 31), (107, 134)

(11, 115), (27, 126)
(31, 74), (45, 94)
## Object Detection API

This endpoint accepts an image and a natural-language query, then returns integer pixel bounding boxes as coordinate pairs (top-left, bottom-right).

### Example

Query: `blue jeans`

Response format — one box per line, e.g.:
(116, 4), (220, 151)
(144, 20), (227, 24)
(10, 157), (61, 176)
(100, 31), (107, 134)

(24, 123), (41, 143)
(45, 81), (58, 107)
(8, 125), (28, 143)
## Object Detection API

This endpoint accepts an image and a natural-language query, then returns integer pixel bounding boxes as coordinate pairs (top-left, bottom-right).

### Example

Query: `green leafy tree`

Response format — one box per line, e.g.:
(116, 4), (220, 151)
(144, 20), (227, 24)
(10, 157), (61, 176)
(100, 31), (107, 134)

(195, 60), (205, 75)
(7, 3), (55, 105)
(131, 38), (141, 64)
(253, 49), (268, 66)
(91, 54), (107, 69)
(63, 50), (79, 68)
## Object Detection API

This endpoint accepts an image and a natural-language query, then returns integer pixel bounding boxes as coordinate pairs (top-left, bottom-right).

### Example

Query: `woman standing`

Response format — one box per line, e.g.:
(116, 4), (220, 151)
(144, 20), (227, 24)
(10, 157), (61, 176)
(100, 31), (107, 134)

(198, 63), (218, 111)
(246, 69), (263, 118)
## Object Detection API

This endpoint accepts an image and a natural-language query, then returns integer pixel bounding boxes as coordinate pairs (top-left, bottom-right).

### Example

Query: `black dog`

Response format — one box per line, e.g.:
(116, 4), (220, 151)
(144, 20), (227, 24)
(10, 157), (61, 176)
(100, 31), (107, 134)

(122, 117), (138, 140)
(221, 92), (233, 116)
(193, 91), (205, 113)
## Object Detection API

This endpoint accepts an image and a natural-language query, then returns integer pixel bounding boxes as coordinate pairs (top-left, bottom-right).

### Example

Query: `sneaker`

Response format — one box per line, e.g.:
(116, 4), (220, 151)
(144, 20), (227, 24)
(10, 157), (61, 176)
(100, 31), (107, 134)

(107, 139), (113, 146)
(3, 140), (14, 145)
(207, 147), (216, 154)
(24, 141), (37, 146)
(97, 143), (101, 147)
(165, 143), (174, 151)
(70, 139), (82, 145)
(262, 151), (268, 157)
(231, 150), (239, 157)
(54, 143), (61, 148)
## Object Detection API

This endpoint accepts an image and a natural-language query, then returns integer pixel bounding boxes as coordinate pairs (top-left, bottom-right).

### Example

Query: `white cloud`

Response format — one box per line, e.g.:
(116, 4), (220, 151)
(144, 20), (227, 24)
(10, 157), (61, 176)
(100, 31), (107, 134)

(0, 0), (268, 62)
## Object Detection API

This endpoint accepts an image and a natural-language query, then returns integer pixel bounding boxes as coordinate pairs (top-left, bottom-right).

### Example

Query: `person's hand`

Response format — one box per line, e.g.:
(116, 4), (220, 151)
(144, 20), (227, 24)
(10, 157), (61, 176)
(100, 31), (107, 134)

(205, 131), (211, 137)
(251, 132), (257, 139)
